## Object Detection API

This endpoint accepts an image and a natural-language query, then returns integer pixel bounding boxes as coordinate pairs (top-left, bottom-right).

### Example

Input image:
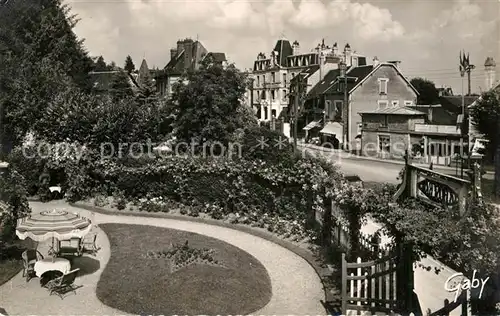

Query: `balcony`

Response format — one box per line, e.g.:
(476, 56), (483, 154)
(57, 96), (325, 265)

(414, 124), (461, 135)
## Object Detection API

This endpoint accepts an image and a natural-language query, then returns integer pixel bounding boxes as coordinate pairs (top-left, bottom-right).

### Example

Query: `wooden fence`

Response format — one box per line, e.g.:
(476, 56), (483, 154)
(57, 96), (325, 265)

(341, 251), (402, 315)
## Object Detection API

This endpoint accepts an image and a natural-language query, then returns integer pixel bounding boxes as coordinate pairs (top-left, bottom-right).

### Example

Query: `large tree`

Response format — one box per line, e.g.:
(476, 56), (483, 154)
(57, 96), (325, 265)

(38, 89), (169, 149)
(169, 60), (257, 152)
(93, 56), (108, 72)
(124, 55), (135, 73)
(109, 71), (135, 101)
(0, 0), (94, 153)
(410, 77), (440, 105)
(469, 90), (500, 195)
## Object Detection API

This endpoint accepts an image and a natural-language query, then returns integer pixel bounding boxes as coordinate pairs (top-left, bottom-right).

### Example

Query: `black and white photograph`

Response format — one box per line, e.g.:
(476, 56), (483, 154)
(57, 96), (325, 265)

(0, 0), (499, 315)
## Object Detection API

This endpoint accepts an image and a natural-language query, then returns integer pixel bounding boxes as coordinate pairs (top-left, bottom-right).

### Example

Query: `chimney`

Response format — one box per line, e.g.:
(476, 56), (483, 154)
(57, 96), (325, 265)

(485, 57), (496, 90)
(170, 48), (178, 60)
(332, 42), (338, 56)
(292, 40), (300, 55)
(183, 38), (194, 70)
(373, 56), (380, 66)
(176, 40), (184, 53)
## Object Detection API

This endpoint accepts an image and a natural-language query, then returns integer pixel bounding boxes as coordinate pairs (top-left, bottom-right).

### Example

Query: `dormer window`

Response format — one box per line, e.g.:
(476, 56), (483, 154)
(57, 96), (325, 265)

(378, 78), (388, 94)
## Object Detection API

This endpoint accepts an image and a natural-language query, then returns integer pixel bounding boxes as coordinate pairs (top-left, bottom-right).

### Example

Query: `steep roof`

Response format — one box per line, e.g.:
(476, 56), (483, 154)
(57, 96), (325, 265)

(439, 96), (478, 114)
(89, 71), (139, 91)
(164, 50), (185, 75)
(139, 59), (149, 72)
(322, 65), (374, 94)
(307, 69), (340, 96)
(359, 107), (426, 115)
(347, 63), (419, 96)
(273, 39), (293, 67)
(290, 65), (321, 84)
(203, 52), (227, 63)
(412, 105), (458, 125)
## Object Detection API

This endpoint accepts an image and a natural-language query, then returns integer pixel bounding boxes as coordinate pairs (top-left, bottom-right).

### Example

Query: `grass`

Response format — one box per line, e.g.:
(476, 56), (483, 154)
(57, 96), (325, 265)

(96, 223), (272, 315)
(0, 239), (36, 286)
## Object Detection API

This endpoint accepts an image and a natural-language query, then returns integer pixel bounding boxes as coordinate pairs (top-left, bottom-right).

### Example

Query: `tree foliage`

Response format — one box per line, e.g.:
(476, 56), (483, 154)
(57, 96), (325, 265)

(37, 90), (169, 149)
(109, 70), (135, 101)
(169, 61), (257, 151)
(136, 71), (158, 105)
(124, 55), (135, 73)
(93, 55), (111, 72)
(0, 0), (94, 153)
(470, 90), (500, 150)
(410, 77), (440, 105)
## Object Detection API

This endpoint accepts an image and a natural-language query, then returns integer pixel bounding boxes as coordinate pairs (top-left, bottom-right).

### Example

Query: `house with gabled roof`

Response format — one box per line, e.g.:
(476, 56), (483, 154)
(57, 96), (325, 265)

(155, 38), (227, 98)
(298, 59), (418, 149)
(89, 70), (139, 94)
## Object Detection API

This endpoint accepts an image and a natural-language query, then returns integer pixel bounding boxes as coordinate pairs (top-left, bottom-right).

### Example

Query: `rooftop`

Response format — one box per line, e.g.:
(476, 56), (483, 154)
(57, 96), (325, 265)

(359, 107), (426, 115)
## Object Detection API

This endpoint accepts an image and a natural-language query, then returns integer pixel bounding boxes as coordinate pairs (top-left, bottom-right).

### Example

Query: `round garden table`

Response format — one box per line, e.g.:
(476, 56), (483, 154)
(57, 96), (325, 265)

(34, 258), (71, 287)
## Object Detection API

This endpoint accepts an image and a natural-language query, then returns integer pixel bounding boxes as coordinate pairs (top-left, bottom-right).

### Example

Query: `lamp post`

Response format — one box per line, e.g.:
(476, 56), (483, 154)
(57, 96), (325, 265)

(339, 61), (348, 150)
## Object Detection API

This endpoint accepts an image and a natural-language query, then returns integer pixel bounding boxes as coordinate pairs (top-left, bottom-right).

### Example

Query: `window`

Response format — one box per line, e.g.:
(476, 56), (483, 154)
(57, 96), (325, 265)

(378, 135), (390, 153)
(271, 109), (277, 118)
(257, 76), (260, 86)
(264, 107), (268, 120)
(282, 89), (287, 100)
(291, 72), (295, 78)
(392, 100), (399, 108)
(257, 107), (262, 119)
(261, 90), (266, 99)
(378, 100), (389, 109)
(404, 100), (413, 106)
(283, 73), (287, 84)
(380, 115), (389, 127)
(271, 72), (276, 83)
(378, 78), (388, 94)
(271, 90), (276, 100)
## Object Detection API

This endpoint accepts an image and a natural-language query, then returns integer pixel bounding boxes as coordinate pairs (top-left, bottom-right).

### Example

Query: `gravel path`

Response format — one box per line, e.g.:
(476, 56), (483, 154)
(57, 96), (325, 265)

(0, 201), (325, 315)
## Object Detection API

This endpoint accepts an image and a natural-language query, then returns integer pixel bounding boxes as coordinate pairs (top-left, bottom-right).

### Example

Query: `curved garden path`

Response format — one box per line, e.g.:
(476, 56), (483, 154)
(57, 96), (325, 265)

(0, 201), (325, 315)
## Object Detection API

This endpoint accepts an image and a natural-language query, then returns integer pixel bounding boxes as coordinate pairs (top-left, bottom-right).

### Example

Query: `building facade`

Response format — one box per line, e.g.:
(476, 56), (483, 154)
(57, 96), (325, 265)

(250, 39), (366, 128)
(300, 61), (418, 150)
(359, 105), (466, 165)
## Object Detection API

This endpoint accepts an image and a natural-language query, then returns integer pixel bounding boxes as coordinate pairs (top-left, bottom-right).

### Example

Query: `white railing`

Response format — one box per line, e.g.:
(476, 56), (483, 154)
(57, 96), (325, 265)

(414, 124), (461, 135)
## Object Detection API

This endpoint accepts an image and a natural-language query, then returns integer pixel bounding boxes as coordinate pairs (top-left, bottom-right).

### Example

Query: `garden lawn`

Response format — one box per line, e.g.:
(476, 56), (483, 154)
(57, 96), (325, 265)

(0, 239), (36, 286)
(97, 223), (272, 315)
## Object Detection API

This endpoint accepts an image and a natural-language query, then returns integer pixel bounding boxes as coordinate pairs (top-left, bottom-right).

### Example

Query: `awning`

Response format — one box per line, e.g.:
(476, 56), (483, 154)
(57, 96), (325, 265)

(303, 120), (322, 131)
(320, 122), (343, 136)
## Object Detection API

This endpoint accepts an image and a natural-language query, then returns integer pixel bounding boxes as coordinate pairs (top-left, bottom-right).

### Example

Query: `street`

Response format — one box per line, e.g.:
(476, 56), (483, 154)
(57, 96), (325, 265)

(302, 146), (470, 184)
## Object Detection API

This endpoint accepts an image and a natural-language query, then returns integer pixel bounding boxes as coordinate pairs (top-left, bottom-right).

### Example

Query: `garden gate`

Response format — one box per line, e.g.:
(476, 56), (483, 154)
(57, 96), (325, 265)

(338, 151), (481, 315)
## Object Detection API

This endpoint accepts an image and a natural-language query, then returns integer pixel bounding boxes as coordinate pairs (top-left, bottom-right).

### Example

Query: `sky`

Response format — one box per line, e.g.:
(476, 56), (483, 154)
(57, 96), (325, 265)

(68, 0), (500, 94)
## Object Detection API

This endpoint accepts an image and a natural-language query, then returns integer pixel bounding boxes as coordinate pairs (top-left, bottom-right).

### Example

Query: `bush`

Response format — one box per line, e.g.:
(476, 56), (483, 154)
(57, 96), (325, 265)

(239, 126), (296, 166)
(7, 146), (45, 196)
(0, 169), (31, 243)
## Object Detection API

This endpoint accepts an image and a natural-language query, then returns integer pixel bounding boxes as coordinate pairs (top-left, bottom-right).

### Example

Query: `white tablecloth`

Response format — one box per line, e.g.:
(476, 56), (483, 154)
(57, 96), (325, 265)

(34, 258), (71, 277)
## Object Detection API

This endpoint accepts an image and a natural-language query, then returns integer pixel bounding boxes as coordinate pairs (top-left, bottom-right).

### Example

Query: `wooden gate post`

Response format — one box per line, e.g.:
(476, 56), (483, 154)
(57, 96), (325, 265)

(395, 236), (415, 314)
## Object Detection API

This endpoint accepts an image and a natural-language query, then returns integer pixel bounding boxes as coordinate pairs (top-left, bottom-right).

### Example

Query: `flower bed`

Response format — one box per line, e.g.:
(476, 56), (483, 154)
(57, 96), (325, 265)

(143, 240), (225, 273)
